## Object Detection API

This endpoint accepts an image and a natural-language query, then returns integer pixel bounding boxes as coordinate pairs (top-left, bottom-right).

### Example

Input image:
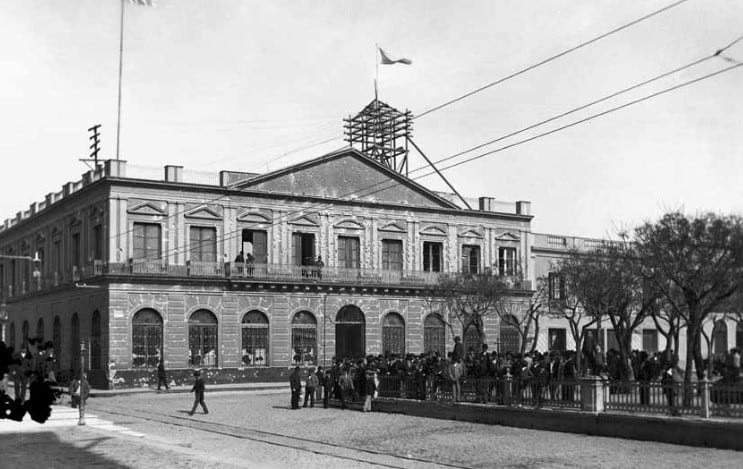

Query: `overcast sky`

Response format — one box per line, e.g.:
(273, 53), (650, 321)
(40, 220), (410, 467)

(1, 0), (741, 238)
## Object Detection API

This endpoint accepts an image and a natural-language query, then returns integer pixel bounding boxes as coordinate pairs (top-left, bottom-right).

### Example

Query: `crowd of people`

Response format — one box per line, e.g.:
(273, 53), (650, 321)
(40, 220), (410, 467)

(0, 338), (58, 402)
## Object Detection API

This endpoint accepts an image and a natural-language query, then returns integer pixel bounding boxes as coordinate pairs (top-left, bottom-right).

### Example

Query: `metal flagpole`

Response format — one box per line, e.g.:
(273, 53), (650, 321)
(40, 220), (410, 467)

(115, 0), (125, 161)
(375, 43), (379, 100)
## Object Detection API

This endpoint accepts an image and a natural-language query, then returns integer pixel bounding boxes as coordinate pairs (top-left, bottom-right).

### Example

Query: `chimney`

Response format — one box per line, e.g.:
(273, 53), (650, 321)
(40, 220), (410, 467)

(165, 165), (183, 182)
(516, 201), (531, 216)
(478, 197), (495, 212)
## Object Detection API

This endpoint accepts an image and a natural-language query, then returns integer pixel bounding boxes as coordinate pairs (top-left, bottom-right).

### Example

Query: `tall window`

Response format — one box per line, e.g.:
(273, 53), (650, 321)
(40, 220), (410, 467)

(338, 236), (360, 269)
(461, 245), (481, 274)
(737, 322), (743, 349)
(381, 239), (403, 271)
(189, 226), (217, 262)
(22, 320), (29, 348)
(91, 310), (101, 370)
(548, 328), (566, 351)
(498, 247), (517, 276)
(133, 223), (161, 261)
(713, 321), (728, 357)
(9, 322), (15, 350)
(0, 263), (4, 299)
(423, 314), (446, 355)
(132, 308), (163, 368)
(93, 225), (104, 260)
(463, 322), (481, 354)
(291, 311), (316, 365)
(242, 229), (267, 263)
(499, 314), (520, 353)
(36, 318), (44, 343)
(382, 313), (405, 356)
(548, 272), (565, 300)
(642, 329), (658, 353)
(71, 233), (81, 268)
(53, 240), (62, 276)
(189, 309), (218, 367)
(605, 329), (619, 352)
(423, 241), (442, 272)
(292, 233), (315, 266)
(70, 314), (80, 373)
(53, 316), (61, 369)
(241, 310), (268, 366)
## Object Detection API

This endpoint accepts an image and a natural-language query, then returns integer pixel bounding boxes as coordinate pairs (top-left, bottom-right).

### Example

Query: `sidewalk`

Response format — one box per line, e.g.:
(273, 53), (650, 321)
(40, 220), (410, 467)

(6, 381), (288, 399)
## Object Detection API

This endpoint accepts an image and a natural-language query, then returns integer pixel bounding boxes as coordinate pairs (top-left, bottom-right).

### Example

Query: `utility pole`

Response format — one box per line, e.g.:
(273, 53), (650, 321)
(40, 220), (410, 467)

(88, 124), (102, 167)
(78, 340), (87, 425)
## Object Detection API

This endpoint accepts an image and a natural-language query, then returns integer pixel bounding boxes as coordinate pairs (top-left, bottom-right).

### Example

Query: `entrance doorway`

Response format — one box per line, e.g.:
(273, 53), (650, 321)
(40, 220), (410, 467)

(335, 305), (365, 359)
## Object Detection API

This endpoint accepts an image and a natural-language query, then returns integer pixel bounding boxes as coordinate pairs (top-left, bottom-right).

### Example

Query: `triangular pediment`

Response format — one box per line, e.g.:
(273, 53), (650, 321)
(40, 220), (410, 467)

(334, 219), (364, 230)
(458, 228), (483, 239)
(290, 215), (319, 227)
(420, 224), (448, 236)
(496, 231), (520, 241)
(237, 149), (460, 210)
(237, 211), (272, 224)
(379, 221), (406, 233)
(128, 200), (167, 216)
(184, 205), (222, 220)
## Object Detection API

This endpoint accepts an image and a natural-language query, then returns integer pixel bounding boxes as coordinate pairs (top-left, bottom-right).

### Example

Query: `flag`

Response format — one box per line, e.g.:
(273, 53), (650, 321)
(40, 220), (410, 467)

(379, 47), (412, 65)
(128, 0), (157, 6)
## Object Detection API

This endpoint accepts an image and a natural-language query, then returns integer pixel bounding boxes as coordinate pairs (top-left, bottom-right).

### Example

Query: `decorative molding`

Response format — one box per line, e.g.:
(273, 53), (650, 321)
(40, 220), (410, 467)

(420, 224), (448, 236)
(289, 214), (319, 227)
(378, 221), (407, 233)
(458, 227), (484, 239)
(495, 231), (520, 242)
(237, 210), (272, 224)
(333, 219), (364, 230)
(127, 199), (167, 216)
(184, 204), (223, 221)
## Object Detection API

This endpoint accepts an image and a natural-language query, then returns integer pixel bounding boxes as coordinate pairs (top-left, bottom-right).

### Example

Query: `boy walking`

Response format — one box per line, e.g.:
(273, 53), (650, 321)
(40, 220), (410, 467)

(188, 370), (208, 416)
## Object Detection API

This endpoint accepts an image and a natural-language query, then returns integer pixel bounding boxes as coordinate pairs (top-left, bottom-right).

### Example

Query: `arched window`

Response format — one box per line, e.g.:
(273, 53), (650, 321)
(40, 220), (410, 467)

(737, 322), (743, 349)
(335, 305), (366, 359)
(291, 311), (317, 365)
(132, 308), (163, 368)
(189, 309), (218, 367)
(241, 310), (268, 367)
(91, 310), (101, 370)
(499, 314), (520, 354)
(36, 318), (44, 343)
(22, 320), (29, 348)
(53, 316), (61, 370)
(423, 314), (445, 355)
(463, 321), (481, 355)
(70, 313), (80, 374)
(9, 322), (15, 350)
(382, 312), (405, 356)
(713, 321), (728, 357)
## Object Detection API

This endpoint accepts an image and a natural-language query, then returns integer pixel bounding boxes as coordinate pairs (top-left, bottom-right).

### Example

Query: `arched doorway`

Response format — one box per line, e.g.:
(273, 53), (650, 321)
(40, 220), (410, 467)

(499, 314), (520, 354)
(382, 312), (405, 357)
(335, 305), (365, 359)
(132, 308), (163, 368)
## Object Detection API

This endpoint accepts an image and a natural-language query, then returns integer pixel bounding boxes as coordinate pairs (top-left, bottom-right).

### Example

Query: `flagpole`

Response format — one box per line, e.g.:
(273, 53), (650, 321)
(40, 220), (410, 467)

(115, 0), (125, 161)
(375, 43), (379, 100)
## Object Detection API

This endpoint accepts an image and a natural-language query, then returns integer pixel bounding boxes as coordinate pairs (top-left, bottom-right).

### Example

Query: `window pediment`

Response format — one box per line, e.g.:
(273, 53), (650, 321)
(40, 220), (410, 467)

(495, 231), (520, 242)
(458, 228), (483, 239)
(290, 214), (319, 227)
(333, 219), (364, 230)
(184, 204), (223, 220)
(420, 224), (448, 236)
(379, 221), (406, 233)
(237, 210), (272, 224)
(128, 200), (167, 216)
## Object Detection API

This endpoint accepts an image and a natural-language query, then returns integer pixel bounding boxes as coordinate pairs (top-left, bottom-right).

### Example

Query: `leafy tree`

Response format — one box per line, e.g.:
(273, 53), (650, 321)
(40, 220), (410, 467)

(635, 212), (743, 397)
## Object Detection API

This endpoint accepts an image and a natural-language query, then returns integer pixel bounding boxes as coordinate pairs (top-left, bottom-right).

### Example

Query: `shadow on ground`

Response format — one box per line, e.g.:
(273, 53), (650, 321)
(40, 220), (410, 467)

(0, 431), (129, 468)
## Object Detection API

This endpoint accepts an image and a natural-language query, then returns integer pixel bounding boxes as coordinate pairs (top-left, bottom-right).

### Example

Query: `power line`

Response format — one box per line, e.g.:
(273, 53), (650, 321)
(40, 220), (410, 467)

(414, 0), (691, 120)
(141, 61), (743, 264)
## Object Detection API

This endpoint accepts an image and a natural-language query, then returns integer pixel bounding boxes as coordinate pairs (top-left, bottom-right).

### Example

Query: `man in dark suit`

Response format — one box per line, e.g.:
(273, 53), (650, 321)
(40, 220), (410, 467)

(290, 366), (302, 410)
(188, 370), (208, 416)
(452, 336), (464, 363)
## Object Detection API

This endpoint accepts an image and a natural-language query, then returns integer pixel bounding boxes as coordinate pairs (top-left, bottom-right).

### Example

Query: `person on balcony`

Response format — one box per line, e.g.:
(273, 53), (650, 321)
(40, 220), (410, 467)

(245, 253), (255, 276)
(315, 256), (324, 279)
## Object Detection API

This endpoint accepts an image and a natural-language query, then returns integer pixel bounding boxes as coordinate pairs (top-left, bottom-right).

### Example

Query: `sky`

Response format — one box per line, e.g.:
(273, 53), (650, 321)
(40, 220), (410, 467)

(0, 0), (741, 238)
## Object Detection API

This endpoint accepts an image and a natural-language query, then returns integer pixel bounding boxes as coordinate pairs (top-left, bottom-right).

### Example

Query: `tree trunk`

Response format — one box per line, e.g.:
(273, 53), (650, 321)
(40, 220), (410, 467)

(683, 324), (697, 406)
(693, 332), (705, 380)
(618, 333), (634, 381)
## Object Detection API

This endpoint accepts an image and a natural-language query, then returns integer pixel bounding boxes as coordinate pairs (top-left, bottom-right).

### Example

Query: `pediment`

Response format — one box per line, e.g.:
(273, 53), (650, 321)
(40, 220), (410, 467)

(334, 219), (364, 230)
(237, 149), (460, 210)
(128, 200), (167, 216)
(420, 224), (448, 236)
(290, 215), (319, 227)
(69, 214), (82, 226)
(379, 221), (407, 233)
(496, 231), (520, 242)
(237, 211), (272, 224)
(458, 228), (483, 239)
(184, 205), (223, 220)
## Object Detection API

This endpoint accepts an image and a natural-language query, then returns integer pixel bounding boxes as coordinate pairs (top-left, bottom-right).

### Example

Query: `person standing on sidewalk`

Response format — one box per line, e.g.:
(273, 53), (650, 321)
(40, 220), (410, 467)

(303, 368), (319, 408)
(290, 366), (302, 409)
(157, 359), (169, 391)
(188, 370), (208, 416)
(69, 372), (90, 425)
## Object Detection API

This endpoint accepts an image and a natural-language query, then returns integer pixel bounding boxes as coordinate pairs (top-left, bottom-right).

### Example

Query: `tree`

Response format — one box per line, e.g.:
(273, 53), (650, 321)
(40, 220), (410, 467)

(436, 272), (510, 348)
(548, 259), (597, 375)
(495, 278), (548, 354)
(636, 212), (743, 398)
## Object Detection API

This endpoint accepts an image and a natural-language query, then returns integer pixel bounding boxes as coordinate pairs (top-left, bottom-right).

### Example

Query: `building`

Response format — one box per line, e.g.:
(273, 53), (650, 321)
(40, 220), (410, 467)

(1, 105), (740, 388)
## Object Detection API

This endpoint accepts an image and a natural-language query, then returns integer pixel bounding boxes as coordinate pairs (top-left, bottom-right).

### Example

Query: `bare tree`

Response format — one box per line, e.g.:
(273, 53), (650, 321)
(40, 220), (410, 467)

(635, 212), (743, 400)
(436, 272), (510, 348)
(495, 278), (548, 354)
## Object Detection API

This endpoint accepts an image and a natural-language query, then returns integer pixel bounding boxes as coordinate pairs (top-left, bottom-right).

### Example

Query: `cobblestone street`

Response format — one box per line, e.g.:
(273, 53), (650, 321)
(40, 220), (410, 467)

(3, 390), (741, 468)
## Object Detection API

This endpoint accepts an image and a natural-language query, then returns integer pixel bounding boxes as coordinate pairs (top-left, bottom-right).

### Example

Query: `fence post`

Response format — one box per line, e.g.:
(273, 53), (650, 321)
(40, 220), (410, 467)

(504, 374), (512, 405)
(580, 376), (605, 414)
(701, 377), (711, 419)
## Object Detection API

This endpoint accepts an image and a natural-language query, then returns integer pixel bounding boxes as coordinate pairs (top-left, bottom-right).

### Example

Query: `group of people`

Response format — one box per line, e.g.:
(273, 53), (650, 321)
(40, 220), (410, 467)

(289, 361), (379, 412)
(0, 338), (58, 402)
(301, 256), (324, 279)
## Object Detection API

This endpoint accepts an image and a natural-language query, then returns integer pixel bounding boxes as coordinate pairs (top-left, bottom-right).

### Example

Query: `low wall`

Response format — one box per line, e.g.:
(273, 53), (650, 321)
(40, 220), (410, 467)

(373, 399), (743, 451)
